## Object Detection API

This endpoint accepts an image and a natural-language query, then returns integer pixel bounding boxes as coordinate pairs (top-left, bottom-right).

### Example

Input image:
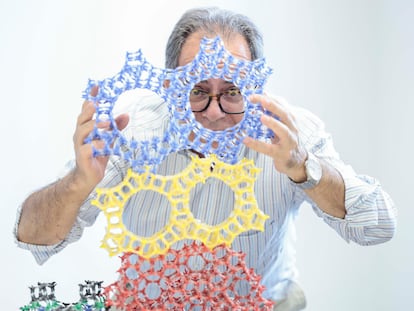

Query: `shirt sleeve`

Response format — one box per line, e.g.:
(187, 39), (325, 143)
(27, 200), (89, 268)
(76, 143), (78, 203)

(14, 93), (169, 265)
(13, 205), (96, 265)
(293, 105), (397, 245)
(13, 158), (125, 265)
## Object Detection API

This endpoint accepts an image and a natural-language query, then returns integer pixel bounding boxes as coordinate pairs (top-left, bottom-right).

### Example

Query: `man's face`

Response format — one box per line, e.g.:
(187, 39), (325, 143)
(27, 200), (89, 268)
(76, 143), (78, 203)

(178, 31), (252, 131)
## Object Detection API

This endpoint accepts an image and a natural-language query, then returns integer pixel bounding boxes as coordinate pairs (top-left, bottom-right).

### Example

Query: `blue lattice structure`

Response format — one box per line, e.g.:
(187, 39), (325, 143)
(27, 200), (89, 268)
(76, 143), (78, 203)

(83, 36), (273, 172)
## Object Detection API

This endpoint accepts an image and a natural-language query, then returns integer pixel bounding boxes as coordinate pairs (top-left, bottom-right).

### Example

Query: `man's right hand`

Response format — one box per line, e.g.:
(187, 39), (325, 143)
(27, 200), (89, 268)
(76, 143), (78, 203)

(17, 86), (129, 245)
(72, 85), (129, 193)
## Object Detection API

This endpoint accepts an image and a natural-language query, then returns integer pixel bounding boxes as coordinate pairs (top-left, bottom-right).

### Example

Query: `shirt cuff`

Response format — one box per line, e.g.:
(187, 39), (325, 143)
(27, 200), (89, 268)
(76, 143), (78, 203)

(13, 205), (85, 265)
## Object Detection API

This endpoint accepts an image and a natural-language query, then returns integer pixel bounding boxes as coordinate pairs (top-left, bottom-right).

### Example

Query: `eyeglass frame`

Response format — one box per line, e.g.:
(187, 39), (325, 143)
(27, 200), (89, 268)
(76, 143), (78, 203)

(189, 88), (245, 115)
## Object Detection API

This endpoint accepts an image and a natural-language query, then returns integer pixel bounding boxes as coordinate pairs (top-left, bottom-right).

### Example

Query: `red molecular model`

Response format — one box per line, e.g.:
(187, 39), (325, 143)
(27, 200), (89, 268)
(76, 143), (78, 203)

(105, 242), (274, 310)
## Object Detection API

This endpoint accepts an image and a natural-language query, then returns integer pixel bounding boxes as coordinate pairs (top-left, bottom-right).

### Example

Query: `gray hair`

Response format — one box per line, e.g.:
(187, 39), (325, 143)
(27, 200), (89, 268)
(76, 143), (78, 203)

(165, 7), (264, 68)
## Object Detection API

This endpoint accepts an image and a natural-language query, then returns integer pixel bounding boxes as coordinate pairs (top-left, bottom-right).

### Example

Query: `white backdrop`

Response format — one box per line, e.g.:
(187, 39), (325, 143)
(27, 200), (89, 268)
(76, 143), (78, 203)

(1, 0), (413, 310)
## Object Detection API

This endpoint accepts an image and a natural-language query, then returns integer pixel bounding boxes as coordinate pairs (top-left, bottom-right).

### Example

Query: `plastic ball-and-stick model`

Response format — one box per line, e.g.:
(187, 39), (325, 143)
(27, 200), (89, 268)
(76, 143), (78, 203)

(85, 36), (273, 258)
(22, 36), (276, 310)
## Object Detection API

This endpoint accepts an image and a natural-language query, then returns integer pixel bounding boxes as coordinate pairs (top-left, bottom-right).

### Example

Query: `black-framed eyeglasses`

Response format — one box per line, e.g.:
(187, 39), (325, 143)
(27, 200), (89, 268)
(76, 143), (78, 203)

(189, 87), (245, 114)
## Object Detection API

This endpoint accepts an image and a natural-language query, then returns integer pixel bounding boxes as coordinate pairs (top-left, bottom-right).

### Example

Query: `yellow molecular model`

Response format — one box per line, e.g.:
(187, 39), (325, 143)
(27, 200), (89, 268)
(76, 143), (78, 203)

(92, 155), (269, 258)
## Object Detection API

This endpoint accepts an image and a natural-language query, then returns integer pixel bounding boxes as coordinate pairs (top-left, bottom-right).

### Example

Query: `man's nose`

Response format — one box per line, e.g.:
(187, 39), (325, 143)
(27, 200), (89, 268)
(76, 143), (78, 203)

(204, 96), (225, 119)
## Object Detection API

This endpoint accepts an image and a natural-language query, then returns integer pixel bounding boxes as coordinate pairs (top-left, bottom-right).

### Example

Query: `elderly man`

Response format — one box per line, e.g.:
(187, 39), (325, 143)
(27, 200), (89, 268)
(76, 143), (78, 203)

(15, 7), (396, 311)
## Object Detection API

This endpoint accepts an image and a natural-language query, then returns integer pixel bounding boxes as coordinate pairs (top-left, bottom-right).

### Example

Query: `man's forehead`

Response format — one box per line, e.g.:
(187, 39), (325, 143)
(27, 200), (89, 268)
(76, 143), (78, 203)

(179, 31), (252, 66)
(196, 80), (234, 85)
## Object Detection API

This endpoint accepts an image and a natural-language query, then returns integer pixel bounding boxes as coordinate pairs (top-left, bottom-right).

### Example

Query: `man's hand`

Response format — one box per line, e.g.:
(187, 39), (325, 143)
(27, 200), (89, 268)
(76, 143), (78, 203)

(18, 86), (130, 245)
(244, 94), (346, 218)
(72, 85), (130, 192)
(243, 94), (308, 182)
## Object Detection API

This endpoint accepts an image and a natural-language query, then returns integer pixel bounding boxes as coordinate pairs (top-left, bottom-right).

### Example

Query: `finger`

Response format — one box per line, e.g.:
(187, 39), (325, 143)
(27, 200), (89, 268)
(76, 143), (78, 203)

(76, 127), (110, 150)
(78, 85), (99, 124)
(80, 85), (99, 111)
(86, 85), (99, 101)
(77, 101), (96, 126)
(243, 136), (278, 158)
(260, 114), (290, 142)
(73, 119), (97, 147)
(77, 142), (110, 164)
(250, 94), (295, 129)
(90, 139), (107, 151)
(115, 113), (129, 131)
(77, 143), (94, 159)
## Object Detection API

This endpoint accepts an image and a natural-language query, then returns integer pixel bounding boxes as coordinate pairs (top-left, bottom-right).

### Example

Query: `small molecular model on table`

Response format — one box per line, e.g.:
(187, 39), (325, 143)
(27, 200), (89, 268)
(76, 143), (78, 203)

(20, 281), (105, 311)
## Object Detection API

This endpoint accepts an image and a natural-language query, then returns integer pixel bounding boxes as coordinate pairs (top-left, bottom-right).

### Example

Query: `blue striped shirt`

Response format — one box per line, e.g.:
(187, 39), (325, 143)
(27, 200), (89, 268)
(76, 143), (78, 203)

(14, 93), (396, 301)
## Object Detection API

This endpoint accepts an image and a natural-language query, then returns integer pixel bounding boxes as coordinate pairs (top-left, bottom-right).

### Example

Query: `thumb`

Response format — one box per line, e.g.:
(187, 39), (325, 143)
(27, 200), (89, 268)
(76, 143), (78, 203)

(115, 113), (129, 131)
